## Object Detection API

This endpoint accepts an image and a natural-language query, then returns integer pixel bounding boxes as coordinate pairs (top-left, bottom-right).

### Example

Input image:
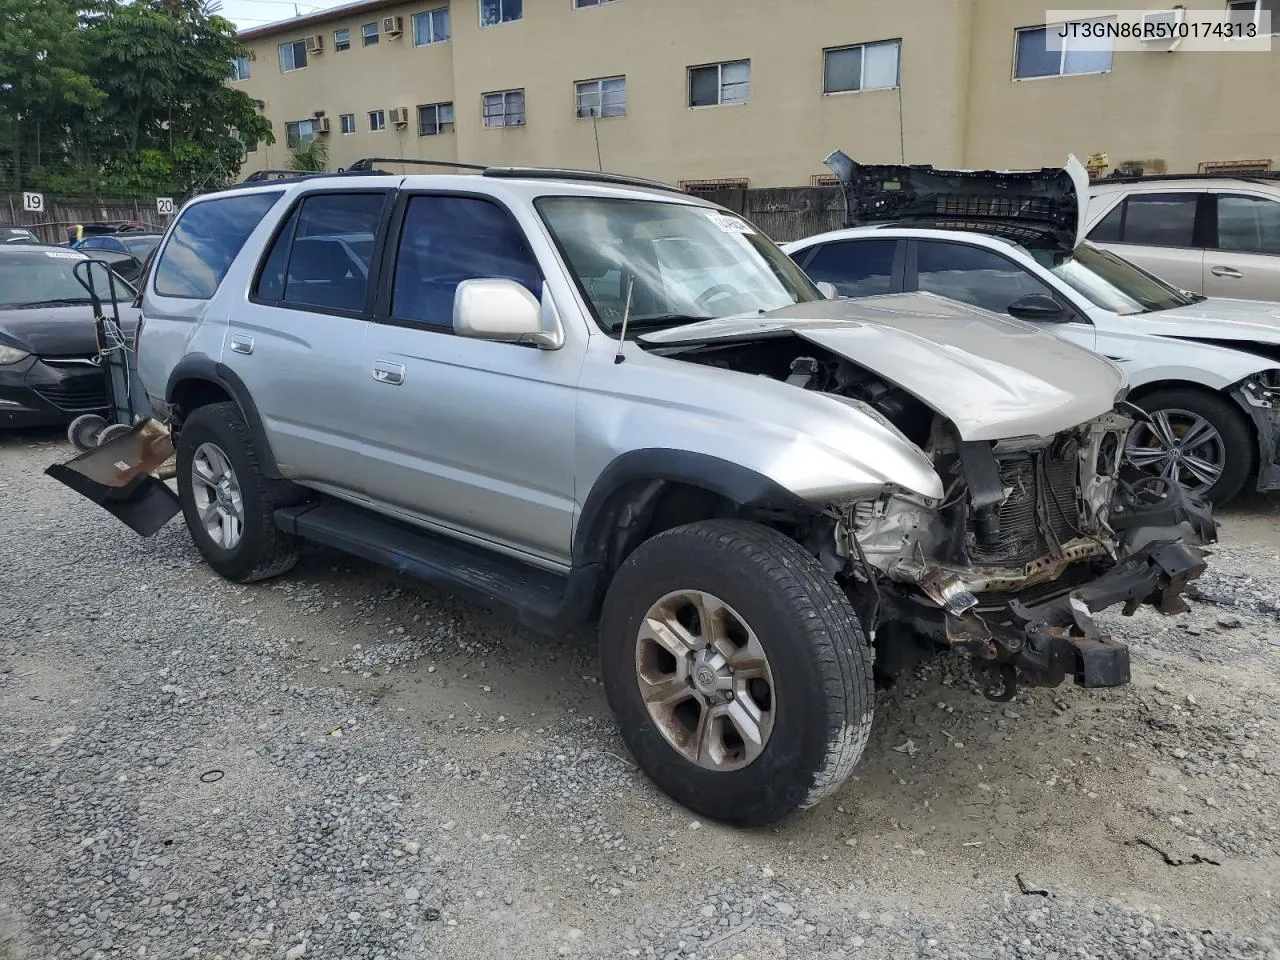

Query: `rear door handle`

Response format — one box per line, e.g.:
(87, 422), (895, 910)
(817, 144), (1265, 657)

(1211, 265), (1243, 279)
(230, 335), (255, 355)
(373, 360), (405, 385)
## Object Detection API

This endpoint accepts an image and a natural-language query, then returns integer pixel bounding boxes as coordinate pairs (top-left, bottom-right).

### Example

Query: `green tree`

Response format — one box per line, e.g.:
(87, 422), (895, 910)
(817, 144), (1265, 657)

(289, 138), (328, 173)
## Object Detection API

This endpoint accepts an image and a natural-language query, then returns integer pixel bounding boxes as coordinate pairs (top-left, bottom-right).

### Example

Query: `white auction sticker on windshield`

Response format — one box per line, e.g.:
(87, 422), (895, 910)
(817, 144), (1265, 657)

(705, 211), (755, 235)
(44, 251), (85, 259)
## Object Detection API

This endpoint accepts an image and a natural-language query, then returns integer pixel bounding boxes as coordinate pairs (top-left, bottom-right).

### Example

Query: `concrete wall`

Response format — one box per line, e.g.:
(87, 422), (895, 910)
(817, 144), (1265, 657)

(234, 0), (1280, 186)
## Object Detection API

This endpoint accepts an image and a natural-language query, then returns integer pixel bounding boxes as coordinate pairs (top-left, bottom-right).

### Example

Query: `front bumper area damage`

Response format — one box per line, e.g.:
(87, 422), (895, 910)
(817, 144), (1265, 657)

(1233, 375), (1280, 493)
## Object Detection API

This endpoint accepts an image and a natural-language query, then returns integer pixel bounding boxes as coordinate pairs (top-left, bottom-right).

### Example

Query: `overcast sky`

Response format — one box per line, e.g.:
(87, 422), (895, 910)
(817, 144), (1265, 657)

(222, 0), (349, 30)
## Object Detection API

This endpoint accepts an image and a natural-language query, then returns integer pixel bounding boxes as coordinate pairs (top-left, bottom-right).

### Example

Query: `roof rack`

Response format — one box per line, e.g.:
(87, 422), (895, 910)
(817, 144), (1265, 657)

(346, 156), (686, 194)
(1095, 171), (1280, 185)
(347, 157), (488, 172)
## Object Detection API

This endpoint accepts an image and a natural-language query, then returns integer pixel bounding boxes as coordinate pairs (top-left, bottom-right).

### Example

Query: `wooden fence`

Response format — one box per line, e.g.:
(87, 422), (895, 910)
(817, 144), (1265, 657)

(693, 186), (847, 242)
(1, 195), (170, 244)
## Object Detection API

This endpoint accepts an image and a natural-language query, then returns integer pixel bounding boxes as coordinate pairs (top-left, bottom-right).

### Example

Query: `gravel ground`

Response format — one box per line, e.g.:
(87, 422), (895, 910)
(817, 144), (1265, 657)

(1, 427), (1278, 960)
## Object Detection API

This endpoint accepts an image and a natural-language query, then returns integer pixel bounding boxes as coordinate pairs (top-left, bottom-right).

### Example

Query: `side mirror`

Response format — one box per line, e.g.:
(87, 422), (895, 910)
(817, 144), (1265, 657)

(1007, 293), (1067, 322)
(815, 281), (839, 300)
(453, 278), (560, 348)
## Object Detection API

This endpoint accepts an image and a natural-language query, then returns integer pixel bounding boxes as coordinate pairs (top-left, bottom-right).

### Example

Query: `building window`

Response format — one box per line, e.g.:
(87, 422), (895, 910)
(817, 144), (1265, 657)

(231, 127), (257, 154)
(482, 89), (525, 127)
(285, 119), (316, 147)
(413, 7), (450, 44)
(369, 109), (387, 132)
(1229, 0), (1280, 34)
(334, 28), (350, 51)
(278, 40), (308, 72)
(688, 60), (750, 107)
(574, 0), (620, 6)
(230, 56), (250, 82)
(575, 76), (626, 118)
(480, 0), (522, 27)
(1014, 20), (1114, 78)
(339, 112), (357, 134)
(362, 21), (380, 45)
(417, 101), (455, 135)
(823, 40), (900, 94)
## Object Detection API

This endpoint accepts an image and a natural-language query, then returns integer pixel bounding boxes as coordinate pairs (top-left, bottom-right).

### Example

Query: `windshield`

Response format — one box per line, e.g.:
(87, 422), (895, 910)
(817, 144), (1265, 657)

(1031, 242), (1196, 315)
(122, 235), (161, 259)
(536, 196), (820, 332)
(2, 228), (39, 245)
(0, 254), (133, 307)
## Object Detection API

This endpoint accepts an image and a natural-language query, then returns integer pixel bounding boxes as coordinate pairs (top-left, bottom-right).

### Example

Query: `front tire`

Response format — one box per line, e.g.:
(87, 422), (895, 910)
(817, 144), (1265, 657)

(1126, 387), (1254, 505)
(599, 519), (874, 827)
(175, 401), (301, 583)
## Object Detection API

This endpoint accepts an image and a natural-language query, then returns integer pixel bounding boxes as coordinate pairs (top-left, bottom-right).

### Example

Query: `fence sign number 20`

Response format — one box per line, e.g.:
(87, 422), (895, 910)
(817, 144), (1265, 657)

(157, 198), (175, 216)
(22, 192), (43, 212)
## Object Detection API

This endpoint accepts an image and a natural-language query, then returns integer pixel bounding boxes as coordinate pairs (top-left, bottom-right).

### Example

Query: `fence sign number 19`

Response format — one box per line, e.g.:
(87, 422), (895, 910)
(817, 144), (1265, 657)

(157, 198), (175, 216)
(22, 192), (43, 213)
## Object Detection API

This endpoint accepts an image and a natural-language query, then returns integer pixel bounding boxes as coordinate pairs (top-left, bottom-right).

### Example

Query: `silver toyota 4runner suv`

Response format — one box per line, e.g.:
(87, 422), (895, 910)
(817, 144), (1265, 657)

(124, 164), (1213, 827)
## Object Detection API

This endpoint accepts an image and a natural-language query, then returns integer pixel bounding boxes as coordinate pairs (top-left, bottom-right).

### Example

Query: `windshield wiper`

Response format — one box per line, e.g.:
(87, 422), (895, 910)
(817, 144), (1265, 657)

(12, 298), (93, 308)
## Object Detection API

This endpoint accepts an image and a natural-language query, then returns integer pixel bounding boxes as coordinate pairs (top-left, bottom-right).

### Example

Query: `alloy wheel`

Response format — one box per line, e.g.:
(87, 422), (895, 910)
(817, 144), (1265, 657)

(190, 441), (245, 549)
(634, 590), (776, 772)
(1124, 408), (1226, 495)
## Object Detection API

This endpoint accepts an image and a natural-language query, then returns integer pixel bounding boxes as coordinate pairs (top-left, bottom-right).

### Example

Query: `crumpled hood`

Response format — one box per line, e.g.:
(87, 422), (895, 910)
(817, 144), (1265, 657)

(0, 303), (140, 357)
(639, 292), (1124, 442)
(1124, 297), (1280, 347)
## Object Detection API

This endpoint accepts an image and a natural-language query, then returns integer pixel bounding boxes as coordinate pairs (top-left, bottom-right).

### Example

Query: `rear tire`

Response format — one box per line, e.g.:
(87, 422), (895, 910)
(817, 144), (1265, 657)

(1128, 387), (1254, 506)
(599, 519), (874, 827)
(175, 401), (301, 583)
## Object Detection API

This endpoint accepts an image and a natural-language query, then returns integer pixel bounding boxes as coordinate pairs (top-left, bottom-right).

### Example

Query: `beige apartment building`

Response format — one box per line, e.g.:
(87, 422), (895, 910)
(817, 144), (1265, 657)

(232, 0), (1280, 188)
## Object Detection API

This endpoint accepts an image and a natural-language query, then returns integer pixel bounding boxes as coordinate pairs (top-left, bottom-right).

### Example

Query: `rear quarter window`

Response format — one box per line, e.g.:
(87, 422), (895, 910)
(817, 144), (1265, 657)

(153, 191), (283, 299)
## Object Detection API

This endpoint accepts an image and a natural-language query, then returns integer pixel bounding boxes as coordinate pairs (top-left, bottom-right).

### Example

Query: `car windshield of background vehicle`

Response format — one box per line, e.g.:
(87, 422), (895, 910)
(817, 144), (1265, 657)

(0, 256), (134, 307)
(537, 196), (821, 333)
(1035, 242), (1196, 315)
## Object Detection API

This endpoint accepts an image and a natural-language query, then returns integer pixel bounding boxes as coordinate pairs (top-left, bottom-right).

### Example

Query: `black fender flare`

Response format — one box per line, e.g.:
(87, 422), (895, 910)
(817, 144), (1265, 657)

(165, 355), (284, 479)
(571, 448), (818, 568)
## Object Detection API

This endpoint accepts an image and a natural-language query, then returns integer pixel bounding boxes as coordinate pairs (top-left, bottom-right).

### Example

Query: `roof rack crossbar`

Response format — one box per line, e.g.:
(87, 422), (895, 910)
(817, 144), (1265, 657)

(480, 166), (684, 194)
(348, 157), (489, 172)
(1096, 171), (1280, 184)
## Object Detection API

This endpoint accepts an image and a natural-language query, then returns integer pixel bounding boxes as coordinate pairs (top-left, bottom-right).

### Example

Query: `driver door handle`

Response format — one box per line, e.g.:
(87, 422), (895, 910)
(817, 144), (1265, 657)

(373, 360), (405, 385)
(1211, 265), (1243, 279)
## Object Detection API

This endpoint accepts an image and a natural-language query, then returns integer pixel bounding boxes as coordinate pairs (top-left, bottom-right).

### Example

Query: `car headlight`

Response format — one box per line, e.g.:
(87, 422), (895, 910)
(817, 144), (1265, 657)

(1258, 369), (1280, 391)
(0, 344), (30, 365)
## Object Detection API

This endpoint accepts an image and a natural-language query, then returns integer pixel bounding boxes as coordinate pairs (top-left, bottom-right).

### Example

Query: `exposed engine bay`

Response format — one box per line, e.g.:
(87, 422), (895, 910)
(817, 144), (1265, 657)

(652, 332), (1217, 701)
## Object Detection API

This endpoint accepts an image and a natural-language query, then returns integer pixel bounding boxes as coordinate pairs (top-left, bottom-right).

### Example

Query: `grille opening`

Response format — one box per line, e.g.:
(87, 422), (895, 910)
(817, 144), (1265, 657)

(967, 441), (1081, 566)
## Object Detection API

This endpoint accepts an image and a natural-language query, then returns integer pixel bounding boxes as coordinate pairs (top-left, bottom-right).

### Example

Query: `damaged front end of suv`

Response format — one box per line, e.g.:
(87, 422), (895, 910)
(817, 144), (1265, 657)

(640, 293), (1215, 702)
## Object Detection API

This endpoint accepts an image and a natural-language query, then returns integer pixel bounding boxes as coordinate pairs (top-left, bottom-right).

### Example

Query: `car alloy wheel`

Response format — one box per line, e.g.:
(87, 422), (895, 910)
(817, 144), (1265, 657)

(190, 441), (245, 549)
(1124, 408), (1226, 494)
(634, 589), (776, 772)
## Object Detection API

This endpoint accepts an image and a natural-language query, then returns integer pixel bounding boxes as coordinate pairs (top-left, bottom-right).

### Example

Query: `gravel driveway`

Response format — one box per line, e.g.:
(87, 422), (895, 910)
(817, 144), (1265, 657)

(1, 428), (1278, 960)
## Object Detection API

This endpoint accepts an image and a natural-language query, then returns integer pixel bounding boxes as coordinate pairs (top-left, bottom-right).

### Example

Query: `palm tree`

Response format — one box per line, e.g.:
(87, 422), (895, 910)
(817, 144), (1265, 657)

(289, 138), (328, 173)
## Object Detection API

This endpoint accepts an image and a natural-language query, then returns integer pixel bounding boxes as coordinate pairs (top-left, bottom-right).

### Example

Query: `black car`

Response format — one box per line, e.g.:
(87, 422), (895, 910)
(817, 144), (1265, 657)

(0, 246), (139, 428)
(73, 233), (163, 282)
(2, 226), (41, 245)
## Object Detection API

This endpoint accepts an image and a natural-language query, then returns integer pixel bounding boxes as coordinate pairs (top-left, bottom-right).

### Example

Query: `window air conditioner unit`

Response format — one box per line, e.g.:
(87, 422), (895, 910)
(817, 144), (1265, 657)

(389, 106), (409, 126)
(382, 16), (403, 36)
(304, 34), (324, 54)
(1141, 7), (1185, 50)
(252, 99), (266, 110)
(314, 116), (331, 134)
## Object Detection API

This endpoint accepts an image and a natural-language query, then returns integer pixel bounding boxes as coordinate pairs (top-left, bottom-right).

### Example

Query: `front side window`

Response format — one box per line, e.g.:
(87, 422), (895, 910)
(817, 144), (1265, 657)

(689, 60), (750, 107)
(391, 195), (542, 329)
(538, 197), (820, 333)
(574, 0), (619, 6)
(362, 21), (380, 45)
(256, 193), (384, 312)
(801, 239), (898, 297)
(418, 102), (455, 135)
(285, 119), (316, 147)
(914, 240), (1054, 315)
(1087, 201), (1124, 242)
(1228, 0), (1280, 34)
(413, 7), (450, 44)
(369, 109), (387, 132)
(1216, 194), (1280, 254)
(1120, 193), (1199, 247)
(334, 28), (351, 51)
(339, 112), (357, 134)
(575, 76), (626, 118)
(1036, 242), (1197, 315)
(823, 40), (900, 94)
(483, 89), (525, 127)
(278, 39), (307, 72)
(154, 192), (281, 300)
(1014, 20), (1114, 78)
(480, 0), (522, 26)
(230, 56), (250, 82)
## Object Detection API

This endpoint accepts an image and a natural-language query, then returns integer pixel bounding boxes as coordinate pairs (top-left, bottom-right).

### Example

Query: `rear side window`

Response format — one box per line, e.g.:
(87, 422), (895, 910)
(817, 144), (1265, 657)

(1216, 194), (1280, 255)
(153, 191), (282, 299)
(1087, 202), (1123, 243)
(801, 239), (897, 297)
(1116, 193), (1199, 247)
(255, 192), (385, 312)
(391, 195), (542, 329)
